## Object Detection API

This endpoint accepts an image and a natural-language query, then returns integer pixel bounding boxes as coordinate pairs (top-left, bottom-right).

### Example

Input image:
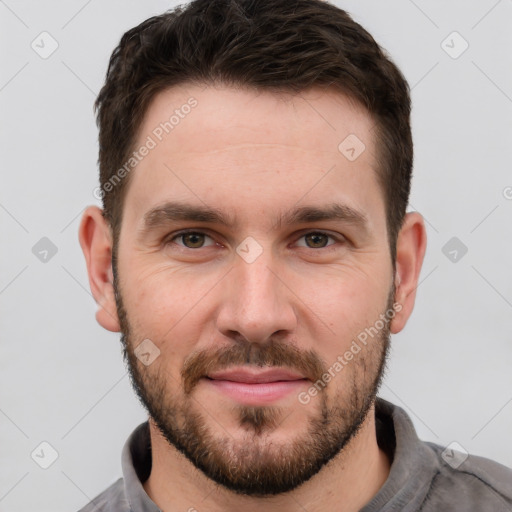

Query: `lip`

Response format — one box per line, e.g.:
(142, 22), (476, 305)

(203, 367), (308, 405)
(207, 367), (306, 383)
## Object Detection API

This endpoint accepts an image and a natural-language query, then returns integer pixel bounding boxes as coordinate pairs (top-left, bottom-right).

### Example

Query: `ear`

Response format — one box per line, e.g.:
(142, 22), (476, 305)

(390, 212), (427, 334)
(78, 206), (120, 332)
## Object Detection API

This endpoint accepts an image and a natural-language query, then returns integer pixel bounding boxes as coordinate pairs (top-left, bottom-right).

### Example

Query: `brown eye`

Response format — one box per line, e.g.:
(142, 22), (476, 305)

(182, 233), (205, 248)
(303, 232), (331, 248)
(171, 232), (214, 248)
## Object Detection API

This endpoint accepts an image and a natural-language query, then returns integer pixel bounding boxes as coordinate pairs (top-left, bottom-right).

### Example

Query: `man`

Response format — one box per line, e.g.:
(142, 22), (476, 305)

(78, 0), (512, 510)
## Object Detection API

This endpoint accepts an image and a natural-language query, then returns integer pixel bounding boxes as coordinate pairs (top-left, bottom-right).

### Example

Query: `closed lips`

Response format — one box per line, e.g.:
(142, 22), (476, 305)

(206, 368), (307, 384)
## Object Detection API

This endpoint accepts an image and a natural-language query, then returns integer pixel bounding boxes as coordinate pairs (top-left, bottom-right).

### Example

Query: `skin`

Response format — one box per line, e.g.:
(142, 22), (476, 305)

(79, 84), (426, 512)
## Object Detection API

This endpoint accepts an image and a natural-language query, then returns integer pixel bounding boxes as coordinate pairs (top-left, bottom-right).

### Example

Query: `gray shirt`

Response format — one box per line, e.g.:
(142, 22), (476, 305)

(78, 398), (512, 511)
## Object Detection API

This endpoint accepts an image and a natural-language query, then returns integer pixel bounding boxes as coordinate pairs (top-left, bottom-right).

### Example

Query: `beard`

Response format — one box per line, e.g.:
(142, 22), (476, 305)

(113, 268), (393, 497)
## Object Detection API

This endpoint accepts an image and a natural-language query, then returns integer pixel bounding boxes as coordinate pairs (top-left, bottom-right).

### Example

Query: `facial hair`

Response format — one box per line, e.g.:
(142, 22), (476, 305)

(113, 268), (393, 497)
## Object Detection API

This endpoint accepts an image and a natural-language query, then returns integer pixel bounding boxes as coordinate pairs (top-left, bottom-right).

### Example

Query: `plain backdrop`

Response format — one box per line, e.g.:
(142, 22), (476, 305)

(1, 1), (511, 511)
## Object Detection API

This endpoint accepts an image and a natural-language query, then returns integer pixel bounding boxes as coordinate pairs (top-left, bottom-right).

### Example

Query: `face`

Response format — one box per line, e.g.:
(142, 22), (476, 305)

(113, 84), (396, 496)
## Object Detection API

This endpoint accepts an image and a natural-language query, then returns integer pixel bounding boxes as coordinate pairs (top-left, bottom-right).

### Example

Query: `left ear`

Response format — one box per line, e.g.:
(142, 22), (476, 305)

(390, 212), (427, 334)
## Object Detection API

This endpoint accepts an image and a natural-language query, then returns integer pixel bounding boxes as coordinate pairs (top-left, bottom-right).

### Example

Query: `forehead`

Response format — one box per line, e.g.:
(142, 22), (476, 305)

(122, 83), (384, 232)
(138, 84), (375, 155)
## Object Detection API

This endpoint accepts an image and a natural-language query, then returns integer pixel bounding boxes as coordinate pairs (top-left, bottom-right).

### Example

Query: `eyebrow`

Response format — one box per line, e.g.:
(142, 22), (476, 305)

(142, 202), (236, 231)
(275, 203), (368, 232)
(140, 201), (369, 235)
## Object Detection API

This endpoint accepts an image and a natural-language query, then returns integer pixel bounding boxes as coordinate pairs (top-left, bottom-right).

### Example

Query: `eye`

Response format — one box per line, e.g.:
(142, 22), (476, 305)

(169, 231), (215, 249)
(295, 231), (339, 249)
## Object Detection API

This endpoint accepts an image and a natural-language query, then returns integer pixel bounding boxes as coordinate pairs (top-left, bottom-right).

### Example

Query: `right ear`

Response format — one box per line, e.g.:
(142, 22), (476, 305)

(78, 206), (121, 332)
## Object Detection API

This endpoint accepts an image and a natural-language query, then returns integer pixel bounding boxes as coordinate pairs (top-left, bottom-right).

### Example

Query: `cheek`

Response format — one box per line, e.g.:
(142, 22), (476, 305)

(126, 260), (209, 315)
(121, 264), (222, 355)
(298, 267), (389, 355)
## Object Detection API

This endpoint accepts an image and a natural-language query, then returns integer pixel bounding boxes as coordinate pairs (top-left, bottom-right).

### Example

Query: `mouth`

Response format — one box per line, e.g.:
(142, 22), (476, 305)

(202, 367), (308, 405)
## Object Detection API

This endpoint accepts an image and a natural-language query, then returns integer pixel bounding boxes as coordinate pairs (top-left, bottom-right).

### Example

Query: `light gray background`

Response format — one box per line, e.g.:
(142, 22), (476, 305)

(1, 1), (511, 511)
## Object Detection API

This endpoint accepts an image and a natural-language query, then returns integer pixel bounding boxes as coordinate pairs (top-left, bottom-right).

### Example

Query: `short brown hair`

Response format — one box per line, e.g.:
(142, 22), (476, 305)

(95, 0), (412, 264)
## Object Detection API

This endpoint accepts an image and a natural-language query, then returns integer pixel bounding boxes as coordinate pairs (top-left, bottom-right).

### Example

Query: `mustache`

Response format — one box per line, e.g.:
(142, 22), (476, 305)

(181, 340), (327, 394)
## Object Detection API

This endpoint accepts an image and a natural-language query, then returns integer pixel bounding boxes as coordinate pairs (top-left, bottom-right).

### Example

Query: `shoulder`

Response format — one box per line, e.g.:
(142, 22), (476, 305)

(77, 478), (130, 512)
(421, 441), (512, 511)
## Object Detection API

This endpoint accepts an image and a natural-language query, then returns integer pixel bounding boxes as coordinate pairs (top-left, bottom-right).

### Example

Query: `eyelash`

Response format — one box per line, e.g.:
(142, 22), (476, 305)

(165, 230), (345, 250)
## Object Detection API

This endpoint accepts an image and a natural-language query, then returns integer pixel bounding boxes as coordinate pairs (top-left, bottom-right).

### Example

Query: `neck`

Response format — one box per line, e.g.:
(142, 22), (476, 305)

(143, 404), (390, 512)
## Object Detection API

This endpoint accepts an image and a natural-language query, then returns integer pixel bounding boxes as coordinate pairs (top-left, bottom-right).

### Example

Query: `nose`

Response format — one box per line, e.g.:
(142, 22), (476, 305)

(215, 252), (298, 344)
